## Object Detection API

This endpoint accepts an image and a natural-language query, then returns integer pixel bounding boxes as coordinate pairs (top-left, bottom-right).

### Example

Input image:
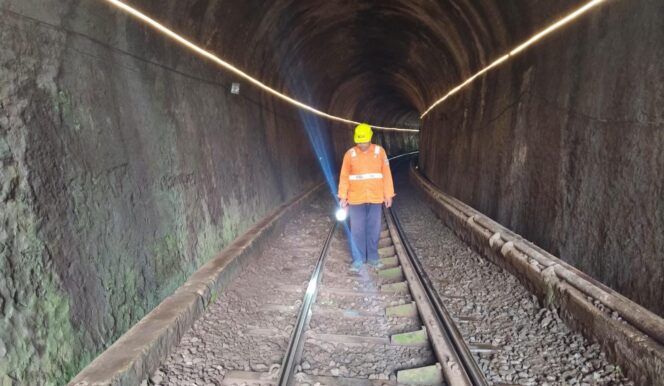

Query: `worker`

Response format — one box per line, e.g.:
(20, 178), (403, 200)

(338, 123), (395, 271)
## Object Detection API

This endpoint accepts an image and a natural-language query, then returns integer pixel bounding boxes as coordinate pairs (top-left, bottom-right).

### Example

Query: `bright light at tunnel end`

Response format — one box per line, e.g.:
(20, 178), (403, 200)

(101, 0), (418, 133)
(420, 0), (609, 119)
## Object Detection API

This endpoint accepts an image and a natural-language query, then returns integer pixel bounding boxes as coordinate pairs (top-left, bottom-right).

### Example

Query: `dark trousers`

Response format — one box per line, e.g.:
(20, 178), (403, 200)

(349, 203), (382, 265)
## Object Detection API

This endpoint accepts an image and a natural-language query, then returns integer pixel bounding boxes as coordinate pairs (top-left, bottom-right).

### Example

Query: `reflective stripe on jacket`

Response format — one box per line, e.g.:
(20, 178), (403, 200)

(338, 144), (395, 204)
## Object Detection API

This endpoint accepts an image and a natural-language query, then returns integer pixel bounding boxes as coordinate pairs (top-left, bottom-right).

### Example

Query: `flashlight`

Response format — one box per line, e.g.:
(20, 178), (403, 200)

(335, 207), (348, 222)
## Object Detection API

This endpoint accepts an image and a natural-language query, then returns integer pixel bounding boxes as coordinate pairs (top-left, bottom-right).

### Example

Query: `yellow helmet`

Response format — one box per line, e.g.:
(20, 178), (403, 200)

(354, 123), (373, 143)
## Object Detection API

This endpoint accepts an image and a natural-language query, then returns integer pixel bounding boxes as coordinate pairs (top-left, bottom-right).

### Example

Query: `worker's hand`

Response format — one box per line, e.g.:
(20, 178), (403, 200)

(340, 198), (348, 208)
(384, 197), (393, 208)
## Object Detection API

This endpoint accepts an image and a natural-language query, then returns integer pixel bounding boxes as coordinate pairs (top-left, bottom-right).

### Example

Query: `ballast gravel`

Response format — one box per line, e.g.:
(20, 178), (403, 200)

(300, 336), (433, 379)
(309, 312), (420, 337)
(146, 198), (333, 385)
(393, 176), (633, 386)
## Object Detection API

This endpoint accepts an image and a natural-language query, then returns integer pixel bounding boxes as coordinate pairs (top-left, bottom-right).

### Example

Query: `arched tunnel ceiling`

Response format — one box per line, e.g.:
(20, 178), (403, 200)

(93, 0), (664, 318)
(120, 0), (570, 127)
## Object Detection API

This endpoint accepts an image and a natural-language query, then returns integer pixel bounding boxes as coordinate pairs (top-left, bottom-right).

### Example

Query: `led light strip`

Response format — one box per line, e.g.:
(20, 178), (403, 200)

(420, 0), (609, 118)
(102, 0), (418, 133)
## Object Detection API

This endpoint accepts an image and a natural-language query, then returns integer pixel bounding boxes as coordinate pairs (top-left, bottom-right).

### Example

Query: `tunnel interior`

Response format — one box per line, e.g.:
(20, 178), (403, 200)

(1, 0), (662, 383)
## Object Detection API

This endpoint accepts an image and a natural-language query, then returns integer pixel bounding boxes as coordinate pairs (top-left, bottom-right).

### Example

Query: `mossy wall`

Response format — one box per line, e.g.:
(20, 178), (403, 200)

(0, 1), (322, 383)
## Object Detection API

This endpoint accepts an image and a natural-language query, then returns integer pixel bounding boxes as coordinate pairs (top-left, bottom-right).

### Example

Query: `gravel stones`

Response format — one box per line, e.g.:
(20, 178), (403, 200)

(301, 336), (432, 379)
(393, 178), (633, 386)
(310, 312), (419, 337)
(146, 198), (332, 385)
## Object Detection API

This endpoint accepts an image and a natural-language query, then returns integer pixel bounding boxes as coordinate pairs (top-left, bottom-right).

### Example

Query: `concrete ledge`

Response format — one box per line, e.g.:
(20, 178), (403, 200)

(69, 183), (324, 386)
(409, 163), (664, 385)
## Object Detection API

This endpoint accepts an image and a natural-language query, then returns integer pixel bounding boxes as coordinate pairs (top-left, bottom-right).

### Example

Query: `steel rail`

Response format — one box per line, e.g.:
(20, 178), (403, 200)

(388, 207), (489, 386)
(277, 221), (337, 386)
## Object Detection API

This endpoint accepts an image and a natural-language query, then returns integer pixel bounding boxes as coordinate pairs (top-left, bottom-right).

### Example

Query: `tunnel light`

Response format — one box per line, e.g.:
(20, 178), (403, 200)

(420, 0), (608, 118)
(335, 207), (348, 222)
(101, 0), (418, 133)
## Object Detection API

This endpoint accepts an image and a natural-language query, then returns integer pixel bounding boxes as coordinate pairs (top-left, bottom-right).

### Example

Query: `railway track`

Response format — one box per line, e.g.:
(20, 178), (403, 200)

(148, 163), (636, 385)
(220, 206), (488, 386)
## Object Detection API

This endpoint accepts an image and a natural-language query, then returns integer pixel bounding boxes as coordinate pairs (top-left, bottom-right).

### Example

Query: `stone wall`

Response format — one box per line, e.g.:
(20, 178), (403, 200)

(419, 0), (664, 317)
(0, 1), (322, 383)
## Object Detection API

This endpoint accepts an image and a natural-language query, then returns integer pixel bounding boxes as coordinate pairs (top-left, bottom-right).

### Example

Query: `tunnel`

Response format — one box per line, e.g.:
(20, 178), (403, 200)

(1, 0), (663, 384)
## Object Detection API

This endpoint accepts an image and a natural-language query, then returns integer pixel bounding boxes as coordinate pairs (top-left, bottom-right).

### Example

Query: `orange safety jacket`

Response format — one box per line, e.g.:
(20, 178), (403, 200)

(338, 144), (395, 205)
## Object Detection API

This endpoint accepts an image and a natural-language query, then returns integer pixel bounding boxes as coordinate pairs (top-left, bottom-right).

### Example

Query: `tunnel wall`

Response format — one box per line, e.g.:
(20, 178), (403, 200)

(419, 0), (664, 316)
(0, 1), (323, 383)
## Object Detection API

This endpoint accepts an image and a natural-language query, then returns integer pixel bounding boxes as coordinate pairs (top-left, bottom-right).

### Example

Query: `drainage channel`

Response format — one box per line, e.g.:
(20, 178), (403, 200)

(222, 207), (489, 386)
